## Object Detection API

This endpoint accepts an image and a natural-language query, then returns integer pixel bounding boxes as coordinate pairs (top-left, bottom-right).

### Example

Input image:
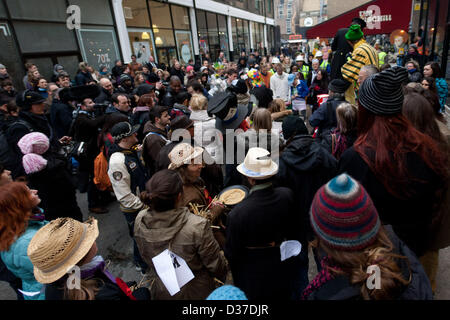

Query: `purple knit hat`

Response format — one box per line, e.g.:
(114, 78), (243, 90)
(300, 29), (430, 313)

(310, 174), (381, 251)
(18, 132), (49, 155)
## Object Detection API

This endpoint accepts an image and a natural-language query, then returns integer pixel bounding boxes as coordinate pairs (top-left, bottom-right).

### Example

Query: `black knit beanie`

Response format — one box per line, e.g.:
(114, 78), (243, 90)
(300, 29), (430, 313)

(358, 66), (408, 115)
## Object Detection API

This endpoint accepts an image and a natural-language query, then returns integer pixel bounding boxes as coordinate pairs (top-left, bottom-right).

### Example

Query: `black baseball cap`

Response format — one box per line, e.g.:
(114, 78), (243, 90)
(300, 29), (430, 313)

(16, 90), (46, 109)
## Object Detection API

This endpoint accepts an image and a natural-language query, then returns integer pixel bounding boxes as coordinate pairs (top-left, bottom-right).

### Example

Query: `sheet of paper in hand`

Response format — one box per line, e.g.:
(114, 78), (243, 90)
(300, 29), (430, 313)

(152, 249), (195, 296)
(280, 240), (302, 261)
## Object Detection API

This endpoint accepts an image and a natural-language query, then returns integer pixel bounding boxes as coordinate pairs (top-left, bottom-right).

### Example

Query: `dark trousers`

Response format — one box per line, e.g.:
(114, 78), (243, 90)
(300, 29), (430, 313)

(78, 169), (111, 209)
(122, 210), (148, 271)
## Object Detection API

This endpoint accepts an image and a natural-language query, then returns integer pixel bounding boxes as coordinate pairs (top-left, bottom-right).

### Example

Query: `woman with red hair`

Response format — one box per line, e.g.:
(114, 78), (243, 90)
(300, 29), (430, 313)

(0, 182), (47, 300)
(338, 66), (449, 258)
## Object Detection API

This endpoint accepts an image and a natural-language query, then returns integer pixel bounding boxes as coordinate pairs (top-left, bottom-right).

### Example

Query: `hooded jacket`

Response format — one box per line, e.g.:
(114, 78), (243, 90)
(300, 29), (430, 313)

(276, 135), (338, 240)
(134, 206), (228, 299)
(142, 122), (169, 175)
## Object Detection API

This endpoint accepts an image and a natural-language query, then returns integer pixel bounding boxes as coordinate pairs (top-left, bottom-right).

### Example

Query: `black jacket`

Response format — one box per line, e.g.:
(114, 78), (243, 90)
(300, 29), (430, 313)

(75, 71), (94, 86)
(50, 99), (74, 139)
(338, 147), (443, 256)
(160, 87), (179, 108)
(275, 135), (338, 241)
(306, 225), (433, 300)
(225, 184), (306, 300)
(45, 269), (150, 300)
(309, 97), (346, 136)
(27, 155), (82, 222)
(71, 111), (106, 170)
(6, 111), (61, 178)
(170, 68), (185, 82)
(94, 87), (113, 106)
(330, 28), (353, 80)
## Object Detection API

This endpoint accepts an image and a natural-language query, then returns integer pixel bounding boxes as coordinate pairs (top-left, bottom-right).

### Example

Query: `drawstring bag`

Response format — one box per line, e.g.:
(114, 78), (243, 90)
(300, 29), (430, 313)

(93, 146), (112, 191)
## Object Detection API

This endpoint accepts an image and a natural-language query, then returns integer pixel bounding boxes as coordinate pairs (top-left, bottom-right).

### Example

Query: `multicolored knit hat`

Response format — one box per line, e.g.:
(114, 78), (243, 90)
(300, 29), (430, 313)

(310, 174), (381, 251)
(247, 69), (264, 88)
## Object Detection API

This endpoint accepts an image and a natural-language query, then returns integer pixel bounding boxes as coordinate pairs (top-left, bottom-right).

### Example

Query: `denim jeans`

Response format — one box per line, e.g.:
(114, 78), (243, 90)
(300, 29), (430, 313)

(122, 210), (148, 271)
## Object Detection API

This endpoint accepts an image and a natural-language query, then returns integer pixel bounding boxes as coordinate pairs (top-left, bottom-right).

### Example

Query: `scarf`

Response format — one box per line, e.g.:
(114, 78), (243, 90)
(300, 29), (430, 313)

(301, 256), (341, 300)
(331, 129), (348, 160)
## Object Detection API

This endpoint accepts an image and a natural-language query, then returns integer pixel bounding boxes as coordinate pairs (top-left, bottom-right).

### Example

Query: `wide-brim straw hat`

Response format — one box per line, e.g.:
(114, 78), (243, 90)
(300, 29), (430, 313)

(27, 217), (99, 284)
(168, 143), (204, 170)
(237, 147), (278, 180)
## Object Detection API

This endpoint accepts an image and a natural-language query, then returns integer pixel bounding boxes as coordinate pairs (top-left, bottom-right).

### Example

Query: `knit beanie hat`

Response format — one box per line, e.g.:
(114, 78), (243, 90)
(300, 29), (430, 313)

(206, 285), (248, 300)
(18, 132), (50, 155)
(358, 66), (408, 115)
(345, 24), (364, 41)
(310, 173), (381, 251)
(18, 132), (49, 175)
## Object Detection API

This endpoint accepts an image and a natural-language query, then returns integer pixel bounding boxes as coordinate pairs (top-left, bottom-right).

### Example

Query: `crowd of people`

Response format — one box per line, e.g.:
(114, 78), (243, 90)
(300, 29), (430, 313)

(0, 16), (449, 301)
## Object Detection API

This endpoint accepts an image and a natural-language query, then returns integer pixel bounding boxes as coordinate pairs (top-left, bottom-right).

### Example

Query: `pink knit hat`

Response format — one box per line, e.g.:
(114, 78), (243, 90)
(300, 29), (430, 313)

(18, 132), (50, 155)
(18, 132), (50, 174)
(186, 65), (194, 73)
(22, 153), (48, 175)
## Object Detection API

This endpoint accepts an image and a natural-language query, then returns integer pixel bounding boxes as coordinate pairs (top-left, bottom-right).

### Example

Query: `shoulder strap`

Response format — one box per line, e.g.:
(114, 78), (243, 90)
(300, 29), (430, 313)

(10, 119), (33, 133)
(144, 131), (170, 144)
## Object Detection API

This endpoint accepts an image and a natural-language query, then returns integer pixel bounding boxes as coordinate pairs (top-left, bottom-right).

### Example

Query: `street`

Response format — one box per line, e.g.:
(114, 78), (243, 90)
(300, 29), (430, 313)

(1, 190), (449, 300)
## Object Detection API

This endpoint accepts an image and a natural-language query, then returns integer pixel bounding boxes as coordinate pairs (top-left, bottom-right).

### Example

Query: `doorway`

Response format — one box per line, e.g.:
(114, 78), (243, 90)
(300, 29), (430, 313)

(156, 47), (177, 69)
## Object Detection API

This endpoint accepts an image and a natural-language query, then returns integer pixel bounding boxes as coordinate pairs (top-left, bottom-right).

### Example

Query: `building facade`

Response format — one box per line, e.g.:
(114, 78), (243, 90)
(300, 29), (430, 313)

(0, 0), (276, 90)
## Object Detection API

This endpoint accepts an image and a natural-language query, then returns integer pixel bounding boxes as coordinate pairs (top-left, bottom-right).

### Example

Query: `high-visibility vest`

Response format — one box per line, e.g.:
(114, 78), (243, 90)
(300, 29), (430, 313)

(320, 60), (330, 71)
(300, 65), (309, 80)
(378, 51), (387, 66)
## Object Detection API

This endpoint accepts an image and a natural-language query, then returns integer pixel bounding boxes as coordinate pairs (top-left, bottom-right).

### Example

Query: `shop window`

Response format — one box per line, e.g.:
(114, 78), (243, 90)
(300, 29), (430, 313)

(6, 0), (67, 22)
(218, 14), (229, 59)
(175, 30), (194, 65)
(149, 0), (172, 29)
(77, 28), (120, 72)
(57, 55), (81, 79)
(128, 30), (157, 64)
(153, 29), (175, 48)
(69, 0), (113, 25)
(171, 5), (190, 30)
(123, 0), (151, 28)
(197, 10), (209, 58)
(207, 12), (219, 61)
(14, 21), (78, 53)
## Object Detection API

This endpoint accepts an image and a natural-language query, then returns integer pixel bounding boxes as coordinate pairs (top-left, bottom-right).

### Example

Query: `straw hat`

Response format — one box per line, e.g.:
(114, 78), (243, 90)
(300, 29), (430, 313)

(237, 147), (278, 180)
(27, 217), (99, 284)
(168, 143), (204, 170)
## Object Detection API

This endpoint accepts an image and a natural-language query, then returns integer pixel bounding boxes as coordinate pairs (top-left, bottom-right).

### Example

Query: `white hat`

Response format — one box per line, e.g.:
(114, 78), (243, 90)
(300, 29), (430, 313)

(237, 147), (278, 180)
(271, 57), (280, 64)
(168, 143), (204, 170)
(295, 55), (305, 62)
(315, 51), (323, 58)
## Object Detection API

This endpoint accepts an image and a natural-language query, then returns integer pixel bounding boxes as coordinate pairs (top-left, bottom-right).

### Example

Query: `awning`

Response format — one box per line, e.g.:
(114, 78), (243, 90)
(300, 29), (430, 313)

(306, 0), (413, 39)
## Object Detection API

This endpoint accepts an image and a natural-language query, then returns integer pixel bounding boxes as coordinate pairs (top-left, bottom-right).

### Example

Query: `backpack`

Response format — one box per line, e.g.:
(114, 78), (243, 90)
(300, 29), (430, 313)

(93, 146), (112, 191)
(0, 120), (33, 170)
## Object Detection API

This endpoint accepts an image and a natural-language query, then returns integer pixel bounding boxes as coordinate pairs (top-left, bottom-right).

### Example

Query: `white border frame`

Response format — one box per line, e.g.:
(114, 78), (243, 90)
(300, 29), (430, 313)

(174, 30), (194, 64)
(76, 28), (121, 66)
(127, 27), (158, 64)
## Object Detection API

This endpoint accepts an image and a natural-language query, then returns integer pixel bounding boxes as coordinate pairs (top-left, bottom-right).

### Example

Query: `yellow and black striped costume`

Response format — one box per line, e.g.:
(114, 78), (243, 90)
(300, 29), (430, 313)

(341, 39), (379, 84)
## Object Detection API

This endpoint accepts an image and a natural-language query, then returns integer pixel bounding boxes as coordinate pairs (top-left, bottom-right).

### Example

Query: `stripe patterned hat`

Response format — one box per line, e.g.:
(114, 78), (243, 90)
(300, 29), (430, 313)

(310, 174), (381, 251)
(358, 66), (408, 115)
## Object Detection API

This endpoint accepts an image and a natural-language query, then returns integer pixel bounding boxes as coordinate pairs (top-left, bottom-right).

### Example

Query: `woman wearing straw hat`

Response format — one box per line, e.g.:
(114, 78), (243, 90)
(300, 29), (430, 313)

(303, 173), (432, 300)
(0, 182), (47, 300)
(28, 217), (150, 300)
(134, 169), (228, 299)
(167, 143), (226, 247)
(225, 147), (308, 300)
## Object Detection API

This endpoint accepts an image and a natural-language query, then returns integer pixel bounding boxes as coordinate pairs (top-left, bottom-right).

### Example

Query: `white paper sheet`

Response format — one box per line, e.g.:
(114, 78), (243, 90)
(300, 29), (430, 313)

(280, 240), (302, 261)
(152, 249), (195, 296)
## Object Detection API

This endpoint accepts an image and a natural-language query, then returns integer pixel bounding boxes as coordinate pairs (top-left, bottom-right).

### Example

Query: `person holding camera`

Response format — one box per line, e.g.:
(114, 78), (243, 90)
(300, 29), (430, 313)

(70, 89), (108, 214)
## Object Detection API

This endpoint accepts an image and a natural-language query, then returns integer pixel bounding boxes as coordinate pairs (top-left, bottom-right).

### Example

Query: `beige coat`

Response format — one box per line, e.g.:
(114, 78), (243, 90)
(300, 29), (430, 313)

(134, 207), (228, 300)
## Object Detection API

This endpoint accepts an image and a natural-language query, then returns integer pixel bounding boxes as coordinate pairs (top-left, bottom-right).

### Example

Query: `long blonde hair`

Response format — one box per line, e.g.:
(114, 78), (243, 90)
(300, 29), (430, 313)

(313, 227), (411, 300)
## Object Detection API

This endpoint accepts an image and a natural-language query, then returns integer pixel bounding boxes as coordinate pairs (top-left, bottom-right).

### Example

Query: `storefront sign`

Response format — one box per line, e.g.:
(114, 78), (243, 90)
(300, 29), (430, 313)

(77, 29), (120, 71)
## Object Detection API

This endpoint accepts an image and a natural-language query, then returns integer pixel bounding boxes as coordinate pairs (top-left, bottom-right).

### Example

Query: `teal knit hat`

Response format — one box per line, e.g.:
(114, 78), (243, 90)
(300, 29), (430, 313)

(345, 24), (364, 41)
(206, 285), (248, 300)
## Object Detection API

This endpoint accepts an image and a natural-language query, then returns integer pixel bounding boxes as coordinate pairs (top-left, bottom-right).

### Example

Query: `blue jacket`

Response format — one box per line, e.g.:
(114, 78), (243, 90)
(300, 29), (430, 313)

(435, 78), (448, 111)
(0, 220), (48, 300)
(292, 80), (309, 100)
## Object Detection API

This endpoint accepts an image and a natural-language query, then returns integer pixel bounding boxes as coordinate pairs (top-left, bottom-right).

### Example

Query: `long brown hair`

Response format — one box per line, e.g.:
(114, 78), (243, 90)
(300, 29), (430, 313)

(314, 227), (411, 300)
(354, 105), (448, 198)
(0, 182), (34, 251)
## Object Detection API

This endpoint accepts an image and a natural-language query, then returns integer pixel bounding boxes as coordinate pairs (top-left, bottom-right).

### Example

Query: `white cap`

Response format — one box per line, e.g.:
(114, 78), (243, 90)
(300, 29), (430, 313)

(295, 55), (304, 62)
(315, 51), (323, 58)
(271, 57), (280, 64)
